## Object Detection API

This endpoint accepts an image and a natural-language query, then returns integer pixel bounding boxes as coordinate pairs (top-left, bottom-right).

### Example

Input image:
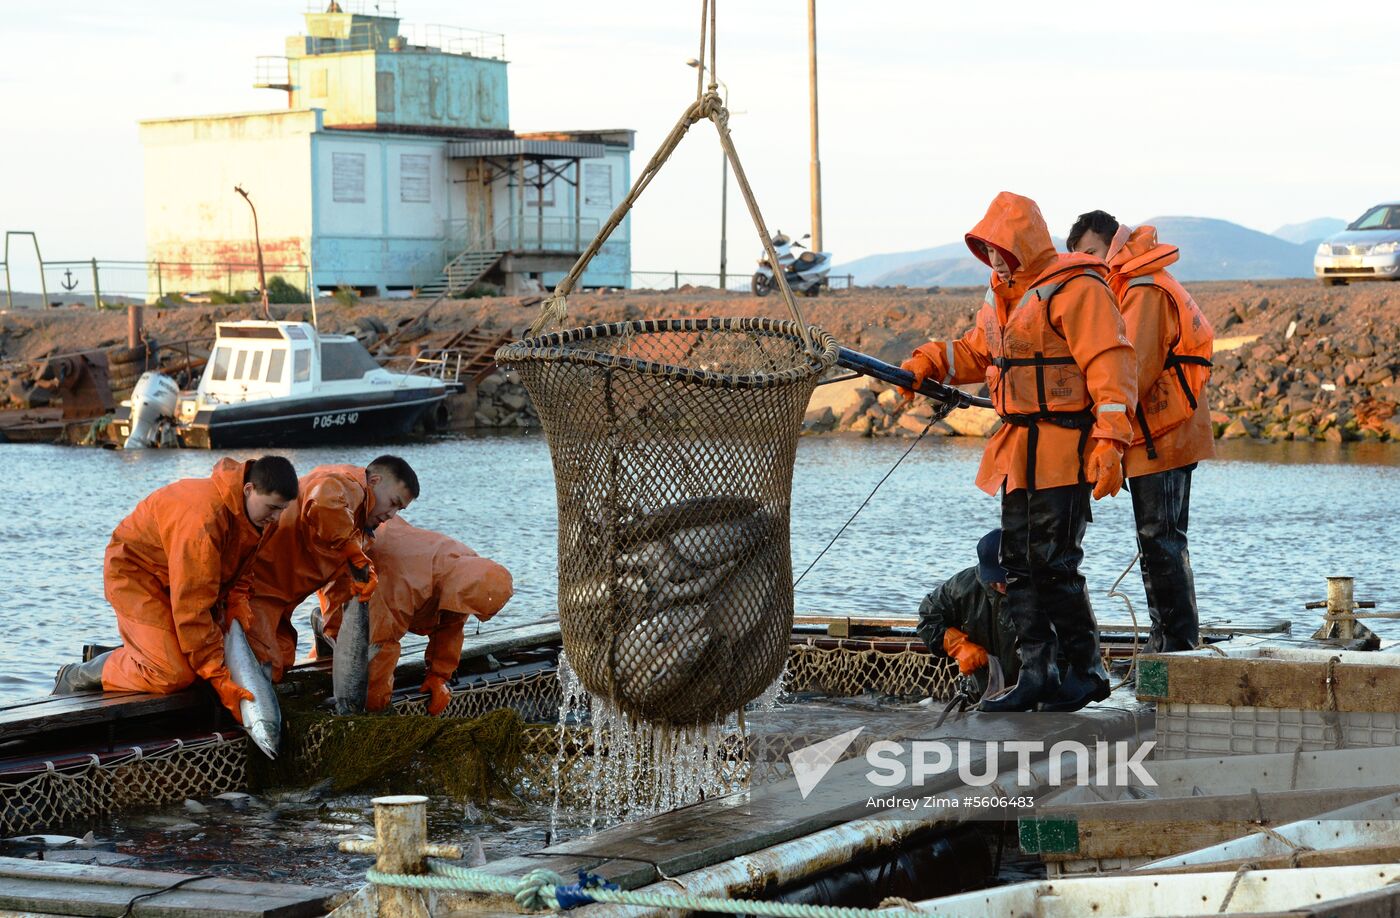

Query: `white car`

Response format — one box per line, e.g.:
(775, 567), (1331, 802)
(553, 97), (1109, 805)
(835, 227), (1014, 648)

(1314, 202), (1400, 286)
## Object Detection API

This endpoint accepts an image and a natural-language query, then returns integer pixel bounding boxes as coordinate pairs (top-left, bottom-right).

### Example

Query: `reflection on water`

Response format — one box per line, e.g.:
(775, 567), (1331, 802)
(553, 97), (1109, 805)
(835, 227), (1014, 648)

(2, 434), (1398, 702)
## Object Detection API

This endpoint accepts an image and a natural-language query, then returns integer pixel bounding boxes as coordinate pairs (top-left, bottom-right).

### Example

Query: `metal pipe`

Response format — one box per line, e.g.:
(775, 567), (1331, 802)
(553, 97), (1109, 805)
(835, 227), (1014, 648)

(835, 347), (993, 410)
(91, 258), (102, 310)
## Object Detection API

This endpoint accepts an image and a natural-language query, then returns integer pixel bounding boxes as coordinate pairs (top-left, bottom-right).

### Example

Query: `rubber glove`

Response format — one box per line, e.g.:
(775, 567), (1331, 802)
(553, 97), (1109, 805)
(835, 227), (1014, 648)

(346, 541), (378, 602)
(1085, 439), (1125, 500)
(942, 627), (989, 675)
(209, 669), (255, 724)
(899, 349), (939, 401)
(421, 674), (452, 716)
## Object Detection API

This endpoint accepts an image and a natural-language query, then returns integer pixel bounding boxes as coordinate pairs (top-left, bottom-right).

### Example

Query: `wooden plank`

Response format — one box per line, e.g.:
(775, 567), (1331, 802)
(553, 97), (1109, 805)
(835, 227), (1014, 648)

(1136, 649), (1400, 711)
(0, 691), (210, 741)
(0, 619), (562, 743)
(0, 856), (339, 918)
(1022, 784), (1400, 861)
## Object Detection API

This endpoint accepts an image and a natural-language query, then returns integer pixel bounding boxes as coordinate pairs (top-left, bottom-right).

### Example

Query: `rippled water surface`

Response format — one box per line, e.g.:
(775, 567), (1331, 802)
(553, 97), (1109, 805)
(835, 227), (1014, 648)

(3, 434), (1399, 703)
(2, 434), (1399, 886)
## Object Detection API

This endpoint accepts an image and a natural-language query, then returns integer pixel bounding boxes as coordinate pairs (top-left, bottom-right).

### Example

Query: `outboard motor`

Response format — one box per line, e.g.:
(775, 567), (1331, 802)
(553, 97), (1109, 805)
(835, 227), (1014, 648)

(123, 371), (180, 449)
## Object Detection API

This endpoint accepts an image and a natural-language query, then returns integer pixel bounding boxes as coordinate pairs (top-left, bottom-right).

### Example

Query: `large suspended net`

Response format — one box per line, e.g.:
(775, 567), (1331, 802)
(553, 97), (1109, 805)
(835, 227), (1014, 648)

(501, 321), (835, 726)
(497, 2), (836, 728)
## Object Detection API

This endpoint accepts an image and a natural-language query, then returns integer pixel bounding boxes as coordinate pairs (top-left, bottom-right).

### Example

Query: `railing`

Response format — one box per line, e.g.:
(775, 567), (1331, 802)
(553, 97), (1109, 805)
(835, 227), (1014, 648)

(630, 271), (855, 292)
(305, 0), (399, 15)
(494, 216), (600, 253)
(3, 256), (310, 309)
(254, 56), (291, 89)
(297, 18), (505, 60)
(380, 348), (472, 384)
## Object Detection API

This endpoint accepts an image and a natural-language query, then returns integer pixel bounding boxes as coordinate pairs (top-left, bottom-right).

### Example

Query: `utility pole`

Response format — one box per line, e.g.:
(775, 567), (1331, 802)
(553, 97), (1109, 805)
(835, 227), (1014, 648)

(807, 0), (823, 254)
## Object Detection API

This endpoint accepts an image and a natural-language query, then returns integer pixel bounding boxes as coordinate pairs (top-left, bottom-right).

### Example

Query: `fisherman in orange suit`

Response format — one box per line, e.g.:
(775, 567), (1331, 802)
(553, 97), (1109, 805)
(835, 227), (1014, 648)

(244, 455), (420, 681)
(53, 456), (299, 722)
(1069, 210), (1214, 654)
(314, 516), (514, 714)
(900, 192), (1138, 713)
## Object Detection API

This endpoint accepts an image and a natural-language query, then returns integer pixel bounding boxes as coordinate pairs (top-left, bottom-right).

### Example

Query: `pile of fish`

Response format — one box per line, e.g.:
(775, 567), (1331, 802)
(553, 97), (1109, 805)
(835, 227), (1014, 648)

(562, 495), (791, 724)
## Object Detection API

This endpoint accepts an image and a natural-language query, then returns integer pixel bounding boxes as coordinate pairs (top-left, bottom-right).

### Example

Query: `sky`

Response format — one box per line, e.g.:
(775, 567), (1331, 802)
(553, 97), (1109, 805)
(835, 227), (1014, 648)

(3, 0), (1399, 293)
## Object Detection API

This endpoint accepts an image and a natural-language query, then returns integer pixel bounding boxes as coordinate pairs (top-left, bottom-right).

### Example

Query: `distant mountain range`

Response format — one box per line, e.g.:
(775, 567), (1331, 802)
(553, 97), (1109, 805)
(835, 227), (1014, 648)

(837, 215), (1342, 286)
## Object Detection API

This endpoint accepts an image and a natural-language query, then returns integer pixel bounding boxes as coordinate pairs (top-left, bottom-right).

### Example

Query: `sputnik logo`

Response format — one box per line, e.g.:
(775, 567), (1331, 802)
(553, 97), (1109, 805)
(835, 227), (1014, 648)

(788, 727), (864, 799)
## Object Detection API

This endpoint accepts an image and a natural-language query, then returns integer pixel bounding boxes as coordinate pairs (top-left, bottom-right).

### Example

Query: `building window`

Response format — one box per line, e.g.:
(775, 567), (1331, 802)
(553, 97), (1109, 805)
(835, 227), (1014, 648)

(332, 152), (366, 203)
(584, 163), (612, 208)
(524, 163), (555, 208)
(376, 72), (395, 113)
(266, 349), (286, 383)
(293, 348), (312, 382)
(310, 68), (328, 98)
(400, 153), (431, 203)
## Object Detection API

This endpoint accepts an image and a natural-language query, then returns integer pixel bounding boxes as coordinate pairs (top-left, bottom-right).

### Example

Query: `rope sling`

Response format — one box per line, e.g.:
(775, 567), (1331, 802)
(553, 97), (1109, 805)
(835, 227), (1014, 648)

(497, 0), (837, 727)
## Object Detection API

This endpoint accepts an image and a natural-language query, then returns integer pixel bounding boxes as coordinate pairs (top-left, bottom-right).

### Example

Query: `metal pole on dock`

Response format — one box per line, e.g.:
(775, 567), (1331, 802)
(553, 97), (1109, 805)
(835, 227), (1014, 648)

(90, 258), (102, 310)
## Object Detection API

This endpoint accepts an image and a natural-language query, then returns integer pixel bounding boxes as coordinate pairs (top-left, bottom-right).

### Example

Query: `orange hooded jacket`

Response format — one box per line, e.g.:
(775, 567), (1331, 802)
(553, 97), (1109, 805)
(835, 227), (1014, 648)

(912, 192), (1138, 494)
(317, 516), (514, 711)
(1107, 226), (1215, 477)
(101, 458), (272, 693)
(245, 464), (375, 680)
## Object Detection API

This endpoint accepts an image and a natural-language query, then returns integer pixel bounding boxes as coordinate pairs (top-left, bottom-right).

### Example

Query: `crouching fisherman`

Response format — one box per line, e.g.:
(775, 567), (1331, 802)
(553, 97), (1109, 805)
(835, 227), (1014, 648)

(916, 529), (1019, 695)
(54, 456), (298, 724)
(314, 516), (513, 714)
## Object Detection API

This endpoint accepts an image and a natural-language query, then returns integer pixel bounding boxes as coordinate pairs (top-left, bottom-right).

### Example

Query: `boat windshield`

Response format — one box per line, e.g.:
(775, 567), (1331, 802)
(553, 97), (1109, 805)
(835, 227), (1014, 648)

(321, 340), (381, 381)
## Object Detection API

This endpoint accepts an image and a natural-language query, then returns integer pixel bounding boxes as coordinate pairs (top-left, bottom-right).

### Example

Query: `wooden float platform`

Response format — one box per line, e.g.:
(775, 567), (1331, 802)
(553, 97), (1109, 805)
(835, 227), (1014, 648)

(435, 692), (1152, 916)
(0, 855), (340, 918)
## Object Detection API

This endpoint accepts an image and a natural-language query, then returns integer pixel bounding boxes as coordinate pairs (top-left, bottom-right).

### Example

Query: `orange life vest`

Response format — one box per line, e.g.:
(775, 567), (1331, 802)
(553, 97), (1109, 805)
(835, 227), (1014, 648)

(1115, 272), (1213, 459)
(982, 265), (1108, 491)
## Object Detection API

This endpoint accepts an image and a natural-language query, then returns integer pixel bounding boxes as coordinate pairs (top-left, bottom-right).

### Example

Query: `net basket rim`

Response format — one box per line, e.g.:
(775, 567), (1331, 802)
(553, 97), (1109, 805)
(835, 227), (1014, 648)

(496, 317), (837, 390)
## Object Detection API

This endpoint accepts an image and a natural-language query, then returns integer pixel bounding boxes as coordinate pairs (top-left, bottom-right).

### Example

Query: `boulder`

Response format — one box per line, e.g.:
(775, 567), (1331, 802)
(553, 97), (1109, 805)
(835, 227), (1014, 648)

(943, 406), (1001, 438)
(803, 405), (837, 433)
(1221, 417), (1259, 439)
(806, 377), (874, 422)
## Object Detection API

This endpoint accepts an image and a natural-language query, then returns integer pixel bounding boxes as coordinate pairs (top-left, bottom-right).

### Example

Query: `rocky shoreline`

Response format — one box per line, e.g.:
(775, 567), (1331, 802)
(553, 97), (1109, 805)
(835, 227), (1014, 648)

(1, 279), (1396, 443)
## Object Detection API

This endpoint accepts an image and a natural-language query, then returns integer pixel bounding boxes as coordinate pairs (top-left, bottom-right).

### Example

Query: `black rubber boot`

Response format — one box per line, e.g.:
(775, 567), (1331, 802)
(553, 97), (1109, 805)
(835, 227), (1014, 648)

(980, 644), (1060, 713)
(1039, 660), (1111, 712)
(1130, 467), (1200, 653)
(52, 651), (112, 695)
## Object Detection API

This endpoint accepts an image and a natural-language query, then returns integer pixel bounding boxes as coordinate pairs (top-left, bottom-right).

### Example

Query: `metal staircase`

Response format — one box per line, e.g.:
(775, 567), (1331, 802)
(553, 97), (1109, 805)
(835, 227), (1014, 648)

(416, 248), (504, 300)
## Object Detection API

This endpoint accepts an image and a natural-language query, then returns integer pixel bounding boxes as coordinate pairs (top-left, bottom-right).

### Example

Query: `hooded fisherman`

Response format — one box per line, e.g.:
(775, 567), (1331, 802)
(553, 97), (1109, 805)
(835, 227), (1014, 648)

(53, 456), (299, 723)
(1069, 210), (1214, 654)
(899, 192), (1138, 713)
(312, 517), (514, 715)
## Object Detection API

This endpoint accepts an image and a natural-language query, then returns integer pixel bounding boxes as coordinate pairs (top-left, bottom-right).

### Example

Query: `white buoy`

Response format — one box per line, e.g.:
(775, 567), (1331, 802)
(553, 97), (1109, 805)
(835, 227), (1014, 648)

(123, 371), (179, 449)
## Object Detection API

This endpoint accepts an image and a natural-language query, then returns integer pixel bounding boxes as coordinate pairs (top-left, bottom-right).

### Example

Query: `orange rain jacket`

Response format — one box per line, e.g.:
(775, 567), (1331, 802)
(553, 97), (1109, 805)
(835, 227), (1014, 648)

(1107, 226), (1216, 477)
(245, 464), (375, 680)
(101, 458), (272, 693)
(317, 517), (513, 712)
(911, 192), (1138, 494)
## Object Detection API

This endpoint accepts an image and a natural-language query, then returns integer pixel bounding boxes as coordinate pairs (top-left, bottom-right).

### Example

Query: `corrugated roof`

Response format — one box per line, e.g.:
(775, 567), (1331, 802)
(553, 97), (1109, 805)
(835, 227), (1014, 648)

(446, 139), (606, 160)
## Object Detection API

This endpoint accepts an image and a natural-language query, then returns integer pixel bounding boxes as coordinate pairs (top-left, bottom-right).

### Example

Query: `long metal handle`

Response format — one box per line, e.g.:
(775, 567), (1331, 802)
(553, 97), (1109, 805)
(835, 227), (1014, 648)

(835, 347), (993, 410)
